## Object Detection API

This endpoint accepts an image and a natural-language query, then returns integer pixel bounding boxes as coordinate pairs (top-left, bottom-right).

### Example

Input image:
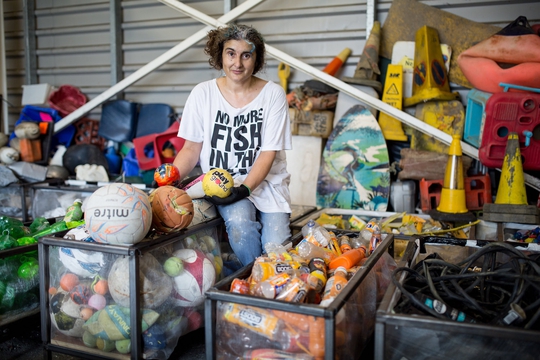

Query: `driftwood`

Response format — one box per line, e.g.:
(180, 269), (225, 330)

(398, 148), (473, 181)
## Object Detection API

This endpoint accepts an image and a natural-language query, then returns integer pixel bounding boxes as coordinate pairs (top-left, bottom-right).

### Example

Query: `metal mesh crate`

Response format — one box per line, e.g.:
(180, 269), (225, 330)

(375, 236), (540, 360)
(205, 231), (397, 360)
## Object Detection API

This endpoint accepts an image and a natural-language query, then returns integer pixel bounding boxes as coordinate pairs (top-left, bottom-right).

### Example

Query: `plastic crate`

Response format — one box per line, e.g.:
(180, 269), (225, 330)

(375, 236), (540, 360)
(204, 231), (397, 360)
(39, 217), (225, 359)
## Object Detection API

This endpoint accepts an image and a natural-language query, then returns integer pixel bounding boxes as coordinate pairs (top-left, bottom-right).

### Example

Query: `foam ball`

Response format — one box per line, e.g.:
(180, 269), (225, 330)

(171, 249), (215, 307)
(60, 273), (79, 292)
(80, 307), (94, 321)
(202, 168), (234, 198)
(154, 163), (180, 187)
(84, 183), (152, 245)
(149, 186), (194, 233)
(88, 294), (107, 310)
(70, 284), (92, 305)
(108, 253), (172, 309)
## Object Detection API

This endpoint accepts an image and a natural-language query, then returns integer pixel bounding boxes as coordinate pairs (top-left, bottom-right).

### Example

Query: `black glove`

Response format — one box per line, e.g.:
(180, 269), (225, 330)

(205, 184), (251, 206)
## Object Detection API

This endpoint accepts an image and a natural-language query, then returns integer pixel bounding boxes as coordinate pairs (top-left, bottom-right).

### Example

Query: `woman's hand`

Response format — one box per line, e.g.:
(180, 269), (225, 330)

(205, 184), (251, 205)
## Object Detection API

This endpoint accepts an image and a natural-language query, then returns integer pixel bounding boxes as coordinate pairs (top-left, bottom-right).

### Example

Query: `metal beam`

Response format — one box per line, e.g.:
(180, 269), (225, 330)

(160, 0), (540, 191)
(23, 0), (37, 85)
(110, 0), (124, 99)
(53, 0), (266, 134)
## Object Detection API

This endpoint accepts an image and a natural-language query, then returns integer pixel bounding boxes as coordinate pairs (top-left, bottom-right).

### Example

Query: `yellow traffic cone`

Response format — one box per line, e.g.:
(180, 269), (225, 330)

(342, 21), (382, 93)
(437, 134), (469, 214)
(378, 64), (408, 141)
(482, 133), (539, 224)
(494, 133), (527, 205)
(404, 26), (459, 107)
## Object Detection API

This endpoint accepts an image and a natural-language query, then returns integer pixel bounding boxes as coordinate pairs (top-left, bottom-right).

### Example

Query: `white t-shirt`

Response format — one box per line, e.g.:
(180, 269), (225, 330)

(178, 79), (293, 213)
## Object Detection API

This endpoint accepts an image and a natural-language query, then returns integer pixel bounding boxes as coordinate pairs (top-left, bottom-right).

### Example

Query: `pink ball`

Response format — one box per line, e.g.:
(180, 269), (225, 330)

(88, 294), (106, 310)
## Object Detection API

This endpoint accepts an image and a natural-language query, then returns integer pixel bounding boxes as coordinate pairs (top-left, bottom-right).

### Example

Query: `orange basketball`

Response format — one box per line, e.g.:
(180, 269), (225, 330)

(149, 186), (194, 233)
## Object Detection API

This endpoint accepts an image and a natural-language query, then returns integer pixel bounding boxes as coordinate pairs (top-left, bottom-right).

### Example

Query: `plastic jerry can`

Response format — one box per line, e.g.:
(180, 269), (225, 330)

(390, 180), (416, 213)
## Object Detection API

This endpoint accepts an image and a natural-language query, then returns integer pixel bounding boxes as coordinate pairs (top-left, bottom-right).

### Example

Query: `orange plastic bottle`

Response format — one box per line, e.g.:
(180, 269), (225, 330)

(328, 246), (367, 270)
(308, 316), (325, 358)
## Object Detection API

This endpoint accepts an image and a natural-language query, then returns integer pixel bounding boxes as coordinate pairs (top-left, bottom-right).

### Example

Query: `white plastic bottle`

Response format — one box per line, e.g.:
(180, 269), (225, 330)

(296, 239), (336, 264)
(301, 219), (331, 247)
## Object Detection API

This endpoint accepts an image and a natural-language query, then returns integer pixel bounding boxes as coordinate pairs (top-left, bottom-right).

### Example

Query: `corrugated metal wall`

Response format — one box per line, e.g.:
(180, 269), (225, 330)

(2, 0), (540, 133)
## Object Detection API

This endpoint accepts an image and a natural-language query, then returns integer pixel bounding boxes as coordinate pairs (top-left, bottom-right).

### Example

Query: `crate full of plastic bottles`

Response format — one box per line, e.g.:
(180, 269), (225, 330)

(205, 227), (398, 360)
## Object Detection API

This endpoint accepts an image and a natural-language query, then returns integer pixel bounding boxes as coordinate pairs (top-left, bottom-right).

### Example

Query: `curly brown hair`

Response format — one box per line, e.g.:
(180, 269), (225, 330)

(204, 24), (266, 75)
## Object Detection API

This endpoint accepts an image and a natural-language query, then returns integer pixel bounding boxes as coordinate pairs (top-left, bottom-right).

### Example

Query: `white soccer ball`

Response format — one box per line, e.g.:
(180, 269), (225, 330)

(50, 291), (86, 338)
(172, 249), (216, 307)
(58, 247), (106, 278)
(84, 183), (152, 245)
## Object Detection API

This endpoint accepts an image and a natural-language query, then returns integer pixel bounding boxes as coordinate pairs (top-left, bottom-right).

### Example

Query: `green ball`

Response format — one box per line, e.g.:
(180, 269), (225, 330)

(82, 331), (97, 348)
(115, 339), (131, 354)
(96, 338), (115, 352)
(163, 257), (184, 277)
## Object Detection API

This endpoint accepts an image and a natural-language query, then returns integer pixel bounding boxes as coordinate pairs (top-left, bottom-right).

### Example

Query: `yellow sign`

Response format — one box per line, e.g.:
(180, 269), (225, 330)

(378, 64), (407, 141)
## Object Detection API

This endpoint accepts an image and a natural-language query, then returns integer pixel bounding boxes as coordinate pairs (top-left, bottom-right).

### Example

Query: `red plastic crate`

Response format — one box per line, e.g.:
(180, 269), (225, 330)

(419, 174), (492, 212)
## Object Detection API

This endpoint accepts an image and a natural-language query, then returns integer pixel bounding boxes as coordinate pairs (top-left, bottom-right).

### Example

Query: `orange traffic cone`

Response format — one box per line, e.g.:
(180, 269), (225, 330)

(429, 135), (476, 222)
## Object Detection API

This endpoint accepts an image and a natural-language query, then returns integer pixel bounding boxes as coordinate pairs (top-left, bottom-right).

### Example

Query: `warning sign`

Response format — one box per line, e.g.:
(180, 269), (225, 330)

(386, 83), (400, 96)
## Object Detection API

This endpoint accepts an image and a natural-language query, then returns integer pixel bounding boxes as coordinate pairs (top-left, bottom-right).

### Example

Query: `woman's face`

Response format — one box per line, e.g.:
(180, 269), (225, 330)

(221, 39), (256, 82)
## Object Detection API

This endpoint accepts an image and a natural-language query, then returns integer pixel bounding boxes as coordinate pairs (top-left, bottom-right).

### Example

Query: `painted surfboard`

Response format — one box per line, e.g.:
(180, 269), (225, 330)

(316, 104), (390, 210)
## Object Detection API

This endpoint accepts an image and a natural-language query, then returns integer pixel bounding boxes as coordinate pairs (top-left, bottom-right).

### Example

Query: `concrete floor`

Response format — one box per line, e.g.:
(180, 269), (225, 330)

(1, 313), (205, 360)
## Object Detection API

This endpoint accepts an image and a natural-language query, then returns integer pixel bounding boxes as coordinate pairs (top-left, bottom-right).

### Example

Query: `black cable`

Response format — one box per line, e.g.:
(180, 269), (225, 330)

(391, 242), (540, 328)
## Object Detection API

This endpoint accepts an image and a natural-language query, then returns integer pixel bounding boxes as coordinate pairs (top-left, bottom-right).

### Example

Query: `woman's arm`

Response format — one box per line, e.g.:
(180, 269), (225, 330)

(173, 140), (203, 180)
(242, 150), (276, 191)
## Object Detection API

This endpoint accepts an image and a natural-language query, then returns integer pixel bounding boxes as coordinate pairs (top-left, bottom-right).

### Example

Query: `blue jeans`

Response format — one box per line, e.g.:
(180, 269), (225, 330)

(216, 199), (291, 266)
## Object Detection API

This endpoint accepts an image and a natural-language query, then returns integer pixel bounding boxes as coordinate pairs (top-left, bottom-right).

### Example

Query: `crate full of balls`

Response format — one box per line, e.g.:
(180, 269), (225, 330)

(46, 182), (223, 358)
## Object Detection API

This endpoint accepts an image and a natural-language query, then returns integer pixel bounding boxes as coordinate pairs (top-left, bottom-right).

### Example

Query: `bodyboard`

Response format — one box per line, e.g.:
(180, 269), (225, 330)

(316, 105), (390, 210)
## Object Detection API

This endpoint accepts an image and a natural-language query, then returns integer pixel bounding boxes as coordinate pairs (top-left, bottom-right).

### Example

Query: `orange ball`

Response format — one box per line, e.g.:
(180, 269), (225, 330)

(154, 163), (180, 187)
(80, 307), (94, 321)
(149, 186), (194, 233)
(93, 279), (109, 295)
(60, 273), (80, 292)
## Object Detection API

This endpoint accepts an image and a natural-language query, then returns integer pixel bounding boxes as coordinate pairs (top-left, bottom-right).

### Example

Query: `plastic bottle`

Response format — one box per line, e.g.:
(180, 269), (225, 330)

(0, 216), (28, 240)
(327, 231), (342, 256)
(308, 316), (325, 357)
(301, 219), (330, 247)
(275, 276), (309, 302)
(296, 239), (337, 264)
(307, 257), (327, 292)
(350, 235), (369, 250)
(360, 218), (380, 241)
(369, 226), (382, 255)
(63, 199), (83, 222)
(252, 272), (292, 298)
(0, 234), (17, 250)
(320, 266), (348, 306)
(251, 261), (299, 283)
(301, 219), (318, 237)
(29, 217), (50, 233)
(328, 246), (367, 270)
(221, 303), (286, 342)
(338, 235), (352, 253)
